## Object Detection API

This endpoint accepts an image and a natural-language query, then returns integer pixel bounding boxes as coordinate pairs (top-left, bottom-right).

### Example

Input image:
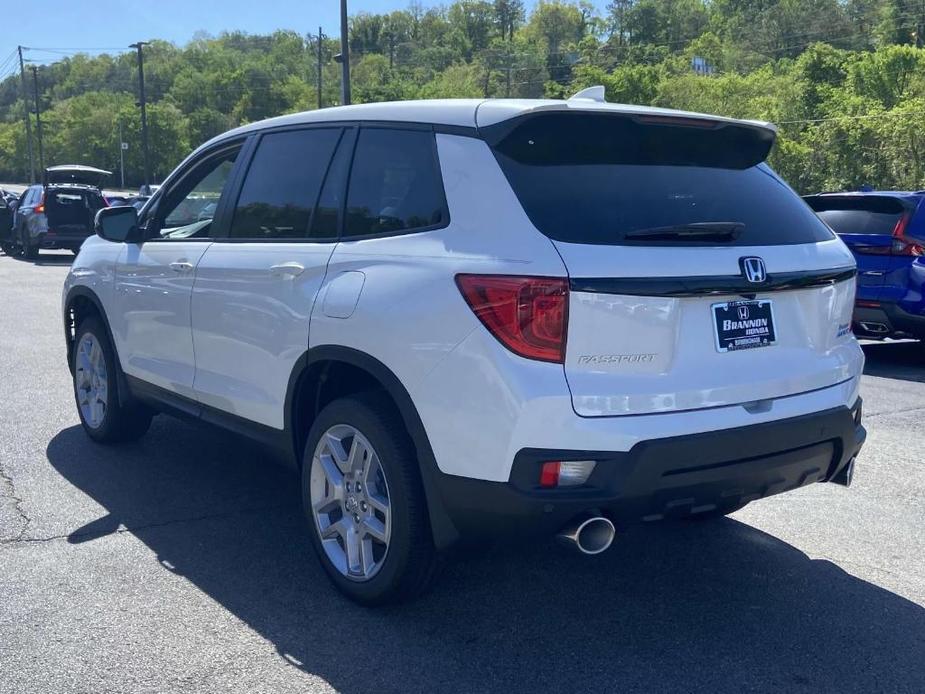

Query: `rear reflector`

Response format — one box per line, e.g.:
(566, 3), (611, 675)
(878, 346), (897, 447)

(539, 460), (597, 488)
(856, 299), (881, 308)
(456, 274), (568, 363)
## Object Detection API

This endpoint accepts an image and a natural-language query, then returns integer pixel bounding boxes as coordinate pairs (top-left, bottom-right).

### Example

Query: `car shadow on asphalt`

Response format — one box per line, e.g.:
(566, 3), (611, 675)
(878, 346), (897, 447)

(862, 340), (925, 383)
(47, 421), (925, 693)
(1, 251), (74, 266)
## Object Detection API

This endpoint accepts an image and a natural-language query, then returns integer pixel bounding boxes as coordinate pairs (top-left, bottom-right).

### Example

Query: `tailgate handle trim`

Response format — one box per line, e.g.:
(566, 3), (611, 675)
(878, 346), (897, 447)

(570, 267), (856, 297)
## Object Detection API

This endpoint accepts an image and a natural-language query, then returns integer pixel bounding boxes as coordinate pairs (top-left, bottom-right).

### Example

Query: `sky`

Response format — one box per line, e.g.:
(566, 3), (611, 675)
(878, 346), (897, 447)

(0, 0), (572, 74)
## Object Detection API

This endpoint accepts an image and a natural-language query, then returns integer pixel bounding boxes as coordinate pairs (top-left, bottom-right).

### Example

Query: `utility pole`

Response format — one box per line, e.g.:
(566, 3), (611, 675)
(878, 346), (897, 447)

(29, 66), (44, 173)
(18, 46), (35, 183)
(317, 26), (324, 109)
(338, 0), (351, 105)
(388, 32), (395, 70)
(129, 41), (151, 193)
(118, 120), (126, 189)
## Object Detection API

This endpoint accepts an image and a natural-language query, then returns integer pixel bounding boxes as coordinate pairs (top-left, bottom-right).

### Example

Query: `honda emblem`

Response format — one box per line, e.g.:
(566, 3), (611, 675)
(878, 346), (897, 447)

(738, 305), (750, 320)
(739, 257), (767, 284)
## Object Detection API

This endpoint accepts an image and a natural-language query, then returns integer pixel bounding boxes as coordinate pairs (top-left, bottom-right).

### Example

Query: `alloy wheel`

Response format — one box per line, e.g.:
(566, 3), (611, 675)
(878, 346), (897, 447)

(75, 333), (108, 429)
(310, 424), (392, 581)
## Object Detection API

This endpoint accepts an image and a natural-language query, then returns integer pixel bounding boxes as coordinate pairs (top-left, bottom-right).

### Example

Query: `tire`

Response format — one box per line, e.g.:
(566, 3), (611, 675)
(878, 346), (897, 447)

(0, 242), (14, 256)
(73, 316), (153, 443)
(302, 392), (438, 605)
(20, 227), (37, 259)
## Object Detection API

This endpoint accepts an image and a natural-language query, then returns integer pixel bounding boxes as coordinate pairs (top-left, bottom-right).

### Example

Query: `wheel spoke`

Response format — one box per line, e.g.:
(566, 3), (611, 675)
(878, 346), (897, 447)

(324, 433), (351, 472)
(367, 491), (389, 516)
(362, 516), (387, 544)
(346, 436), (364, 472)
(317, 453), (344, 491)
(360, 538), (375, 577)
(344, 527), (362, 574)
(320, 517), (350, 541)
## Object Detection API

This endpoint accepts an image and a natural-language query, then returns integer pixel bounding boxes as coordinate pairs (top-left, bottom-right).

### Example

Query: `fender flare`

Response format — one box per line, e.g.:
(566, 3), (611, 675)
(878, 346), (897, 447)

(63, 285), (132, 408)
(290, 345), (461, 549)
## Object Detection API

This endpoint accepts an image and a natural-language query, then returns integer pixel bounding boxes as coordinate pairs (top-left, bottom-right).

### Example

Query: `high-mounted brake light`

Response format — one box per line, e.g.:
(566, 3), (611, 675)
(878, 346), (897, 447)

(456, 274), (568, 363)
(891, 213), (924, 256)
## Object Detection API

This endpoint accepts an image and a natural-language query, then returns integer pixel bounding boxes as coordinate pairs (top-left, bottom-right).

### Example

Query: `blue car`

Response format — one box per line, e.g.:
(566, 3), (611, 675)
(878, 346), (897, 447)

(804, 191), (925, 341)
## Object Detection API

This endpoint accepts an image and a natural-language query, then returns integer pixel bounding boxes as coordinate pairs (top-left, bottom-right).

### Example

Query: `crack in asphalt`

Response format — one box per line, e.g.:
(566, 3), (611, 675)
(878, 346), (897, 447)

(0, 460), (30, 543)
(864, 405), (925, 418)
(0, 502), (297, 548)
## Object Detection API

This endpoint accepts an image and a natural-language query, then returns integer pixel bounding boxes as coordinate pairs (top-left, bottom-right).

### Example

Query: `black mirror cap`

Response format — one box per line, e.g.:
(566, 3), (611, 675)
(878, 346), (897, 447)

(95, 206), (141, 243)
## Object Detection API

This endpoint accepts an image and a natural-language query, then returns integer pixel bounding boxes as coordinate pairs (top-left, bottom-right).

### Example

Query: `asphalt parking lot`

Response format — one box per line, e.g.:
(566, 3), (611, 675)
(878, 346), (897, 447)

(1, 250), (924, 694)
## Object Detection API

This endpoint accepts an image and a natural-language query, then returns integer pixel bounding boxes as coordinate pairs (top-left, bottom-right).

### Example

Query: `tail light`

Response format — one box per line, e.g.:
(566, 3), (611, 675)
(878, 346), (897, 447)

(891, 214), (924, 256)
(34, 193), (45, 214)
(455, 274), (568, 363)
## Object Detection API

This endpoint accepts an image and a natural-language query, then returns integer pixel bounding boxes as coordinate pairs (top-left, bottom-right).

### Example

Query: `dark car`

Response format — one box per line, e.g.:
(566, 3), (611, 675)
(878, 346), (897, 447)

(3, 165), (110, 259)
(804, 191), (925, 341)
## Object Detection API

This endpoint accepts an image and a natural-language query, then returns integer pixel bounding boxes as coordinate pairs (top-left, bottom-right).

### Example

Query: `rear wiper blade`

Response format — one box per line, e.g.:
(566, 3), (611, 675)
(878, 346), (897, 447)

(623, 222), (745, 242)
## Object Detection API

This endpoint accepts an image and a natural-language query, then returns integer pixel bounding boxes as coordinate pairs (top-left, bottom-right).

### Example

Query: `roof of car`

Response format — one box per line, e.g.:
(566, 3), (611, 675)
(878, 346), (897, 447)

(203, 94), (776, 152)
(806, 190), (925, 199)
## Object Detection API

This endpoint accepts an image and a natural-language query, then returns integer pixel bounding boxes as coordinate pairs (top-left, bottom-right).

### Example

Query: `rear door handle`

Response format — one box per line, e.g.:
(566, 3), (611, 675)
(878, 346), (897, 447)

(169, 260), (194, 273)
(270, 262), (305, 278)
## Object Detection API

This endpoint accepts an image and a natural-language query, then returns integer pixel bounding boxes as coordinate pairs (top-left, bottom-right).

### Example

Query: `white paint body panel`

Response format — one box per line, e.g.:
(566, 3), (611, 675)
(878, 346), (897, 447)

(111, 241), (212, 397)
(557, 239), (861, 417)
(190, 242), (335, 428)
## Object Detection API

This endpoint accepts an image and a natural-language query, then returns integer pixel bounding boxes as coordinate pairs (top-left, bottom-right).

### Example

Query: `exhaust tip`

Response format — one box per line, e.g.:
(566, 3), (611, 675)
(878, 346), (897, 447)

(858, 322), (889, 334)
(557, 516), (616, 555)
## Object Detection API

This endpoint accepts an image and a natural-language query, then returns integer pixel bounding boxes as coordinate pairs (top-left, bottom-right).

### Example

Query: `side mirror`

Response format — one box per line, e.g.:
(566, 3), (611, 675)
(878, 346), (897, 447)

(95, 206), (141, 243)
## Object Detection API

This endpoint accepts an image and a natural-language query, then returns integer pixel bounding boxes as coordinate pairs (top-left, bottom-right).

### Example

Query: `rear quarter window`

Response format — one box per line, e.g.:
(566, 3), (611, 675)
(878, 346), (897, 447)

(490, 113), (834, 247)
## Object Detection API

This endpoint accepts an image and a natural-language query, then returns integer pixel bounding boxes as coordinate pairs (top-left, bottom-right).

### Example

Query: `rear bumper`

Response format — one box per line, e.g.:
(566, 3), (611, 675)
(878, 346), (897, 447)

(33, 230), (90, 249)
(431, 401), (865, 541)
(854, 302), (925, 339)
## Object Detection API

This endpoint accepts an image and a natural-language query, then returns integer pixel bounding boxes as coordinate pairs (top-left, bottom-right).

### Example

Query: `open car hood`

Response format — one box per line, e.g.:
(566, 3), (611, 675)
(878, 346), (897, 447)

(44, 165), (111, 188)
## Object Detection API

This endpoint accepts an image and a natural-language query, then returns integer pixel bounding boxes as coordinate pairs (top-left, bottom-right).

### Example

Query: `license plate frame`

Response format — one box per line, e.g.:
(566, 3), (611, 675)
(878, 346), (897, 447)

(712, 299), (777, 353)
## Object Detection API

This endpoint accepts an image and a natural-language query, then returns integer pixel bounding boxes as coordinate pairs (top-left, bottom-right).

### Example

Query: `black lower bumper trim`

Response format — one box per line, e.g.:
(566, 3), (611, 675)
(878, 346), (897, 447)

(431, 402), (865, 541)
(854, 303), (925, 339)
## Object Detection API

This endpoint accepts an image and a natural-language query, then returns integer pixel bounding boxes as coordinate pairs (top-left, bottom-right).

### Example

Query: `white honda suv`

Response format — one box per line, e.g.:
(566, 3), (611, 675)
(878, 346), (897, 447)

(63, 89), (866, 604)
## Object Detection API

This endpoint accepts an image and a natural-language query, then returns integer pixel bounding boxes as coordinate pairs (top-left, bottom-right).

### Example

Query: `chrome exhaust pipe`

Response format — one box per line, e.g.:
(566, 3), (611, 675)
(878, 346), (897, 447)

(557, 515), (616, 555)
(859, 322), (889, 334)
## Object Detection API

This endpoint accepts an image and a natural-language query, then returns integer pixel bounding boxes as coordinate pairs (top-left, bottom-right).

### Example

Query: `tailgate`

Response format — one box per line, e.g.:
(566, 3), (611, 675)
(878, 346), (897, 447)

(558, 242), (860, 417)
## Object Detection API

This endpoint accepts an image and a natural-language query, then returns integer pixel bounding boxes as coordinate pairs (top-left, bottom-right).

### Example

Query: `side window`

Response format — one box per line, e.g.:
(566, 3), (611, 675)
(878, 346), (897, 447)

(156, 146), (240, 239)
(344, 128), (446, 238)
(230, 128), (341, 240)
(309, 128), (356, 239)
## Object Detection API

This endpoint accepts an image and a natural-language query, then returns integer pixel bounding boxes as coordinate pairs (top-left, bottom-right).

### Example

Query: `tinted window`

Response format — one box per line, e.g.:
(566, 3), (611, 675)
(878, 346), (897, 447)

(158, 147), (240, 239)
(230, 128), (341, 239)
(344, 128), (445, 238)
(805, 196), (906, 236)
(310, 128), (355, 239)
(492, 113), (833, 246)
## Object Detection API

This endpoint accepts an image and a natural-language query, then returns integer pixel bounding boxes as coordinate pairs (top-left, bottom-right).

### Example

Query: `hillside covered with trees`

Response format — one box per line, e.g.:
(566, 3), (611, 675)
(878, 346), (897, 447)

(2, 0), (925, 192)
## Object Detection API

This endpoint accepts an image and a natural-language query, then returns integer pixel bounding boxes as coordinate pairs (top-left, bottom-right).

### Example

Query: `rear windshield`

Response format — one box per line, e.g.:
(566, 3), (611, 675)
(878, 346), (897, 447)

(804, 196), (906, 236)
(491, 113), (834, 246)
(47, 189), (105, 210)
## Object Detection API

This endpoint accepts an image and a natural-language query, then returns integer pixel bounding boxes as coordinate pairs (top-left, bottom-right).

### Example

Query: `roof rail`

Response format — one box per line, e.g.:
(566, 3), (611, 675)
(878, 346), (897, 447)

(568, 85), (606, 103)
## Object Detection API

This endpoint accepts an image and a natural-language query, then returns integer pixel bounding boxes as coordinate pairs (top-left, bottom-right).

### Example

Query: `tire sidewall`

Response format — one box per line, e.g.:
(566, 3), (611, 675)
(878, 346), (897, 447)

(301, 396), (422, 605)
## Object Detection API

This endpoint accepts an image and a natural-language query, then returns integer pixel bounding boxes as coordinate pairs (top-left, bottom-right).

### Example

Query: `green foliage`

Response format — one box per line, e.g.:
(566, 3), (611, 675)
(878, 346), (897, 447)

(2, 0), (925, 191)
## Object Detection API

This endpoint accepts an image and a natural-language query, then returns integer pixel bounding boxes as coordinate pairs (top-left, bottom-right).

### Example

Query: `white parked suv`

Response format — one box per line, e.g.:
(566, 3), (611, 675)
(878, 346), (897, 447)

(63, 89), (866, 604)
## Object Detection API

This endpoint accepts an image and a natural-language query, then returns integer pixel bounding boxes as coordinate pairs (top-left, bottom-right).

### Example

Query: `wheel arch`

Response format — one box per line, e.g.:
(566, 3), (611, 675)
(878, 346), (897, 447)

(287, 345), (460, 549)
(63, 286), (133, 408)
